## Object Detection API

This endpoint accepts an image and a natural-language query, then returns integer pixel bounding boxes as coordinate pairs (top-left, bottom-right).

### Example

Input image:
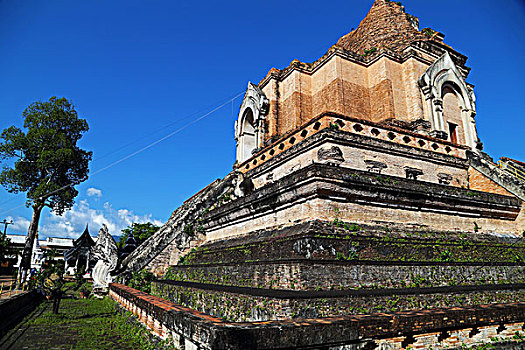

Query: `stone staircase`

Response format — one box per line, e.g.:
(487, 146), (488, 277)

(118, 171), (240, 279)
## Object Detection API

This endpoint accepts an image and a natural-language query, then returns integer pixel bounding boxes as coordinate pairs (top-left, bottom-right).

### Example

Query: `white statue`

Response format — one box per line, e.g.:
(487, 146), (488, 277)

(91, 224), (118, 295)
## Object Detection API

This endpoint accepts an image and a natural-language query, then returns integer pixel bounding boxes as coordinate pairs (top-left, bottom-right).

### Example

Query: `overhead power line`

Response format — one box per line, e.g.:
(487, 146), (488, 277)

(90, 91), (244, 177)
(0, 91), (244, 216)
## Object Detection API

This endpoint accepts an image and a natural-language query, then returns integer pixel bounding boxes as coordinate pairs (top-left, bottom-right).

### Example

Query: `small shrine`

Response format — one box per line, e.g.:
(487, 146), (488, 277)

(64, 225), (96, 275)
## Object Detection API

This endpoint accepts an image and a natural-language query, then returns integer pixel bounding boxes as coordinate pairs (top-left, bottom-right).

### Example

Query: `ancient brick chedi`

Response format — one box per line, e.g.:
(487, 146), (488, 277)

(114, 1), (525, 349)
(235, 0), (479, 162)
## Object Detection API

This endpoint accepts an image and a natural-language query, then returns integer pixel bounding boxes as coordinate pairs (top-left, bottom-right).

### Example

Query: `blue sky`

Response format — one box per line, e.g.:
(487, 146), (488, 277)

(0, 0), (524, 239)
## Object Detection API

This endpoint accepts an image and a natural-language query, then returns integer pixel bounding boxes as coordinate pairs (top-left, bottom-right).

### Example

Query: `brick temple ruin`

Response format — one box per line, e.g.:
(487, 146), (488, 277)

(110, 1), (525, 348)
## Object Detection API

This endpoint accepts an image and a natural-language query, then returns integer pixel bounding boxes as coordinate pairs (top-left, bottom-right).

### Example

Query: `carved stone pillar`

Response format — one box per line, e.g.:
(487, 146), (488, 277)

(431, 97), (448, 139)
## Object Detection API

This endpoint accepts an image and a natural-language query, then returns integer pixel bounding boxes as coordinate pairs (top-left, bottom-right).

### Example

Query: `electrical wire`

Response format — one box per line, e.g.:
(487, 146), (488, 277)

(0, 91), (244, 216)
(91, 91), (244, 164)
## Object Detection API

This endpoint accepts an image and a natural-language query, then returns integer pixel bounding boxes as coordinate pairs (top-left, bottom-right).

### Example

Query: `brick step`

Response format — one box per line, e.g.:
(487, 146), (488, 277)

(164, 260), (525, 291)
(176, 220), (525, 266)
(152, 279), (525, 321)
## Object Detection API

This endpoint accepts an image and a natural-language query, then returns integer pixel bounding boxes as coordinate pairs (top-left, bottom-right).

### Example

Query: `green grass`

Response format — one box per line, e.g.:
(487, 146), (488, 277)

(0, 285), (176, 350)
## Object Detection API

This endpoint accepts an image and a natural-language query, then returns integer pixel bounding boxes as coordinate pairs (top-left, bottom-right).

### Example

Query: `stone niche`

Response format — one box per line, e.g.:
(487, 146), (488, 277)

(419, 51), (479, 149)
(234, 82), (269, 164)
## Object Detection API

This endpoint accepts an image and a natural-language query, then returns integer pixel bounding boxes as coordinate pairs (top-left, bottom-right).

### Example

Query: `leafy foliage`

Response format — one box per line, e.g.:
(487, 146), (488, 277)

(117, 222), (160, 251)
(0, 97), (91, 275)
(128, 270), (155, 293)
(0, 96), (92, 214)
(0, 234), (12, 263)
(29, 249), (66, 290)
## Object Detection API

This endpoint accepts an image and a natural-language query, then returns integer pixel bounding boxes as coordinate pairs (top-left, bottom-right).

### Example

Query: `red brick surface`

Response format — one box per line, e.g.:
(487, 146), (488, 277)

(469, 167), (513, 196)
(336, 0), (431, 55)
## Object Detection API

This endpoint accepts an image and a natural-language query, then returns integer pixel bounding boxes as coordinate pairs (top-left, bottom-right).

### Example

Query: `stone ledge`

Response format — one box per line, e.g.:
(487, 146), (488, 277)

(165, 261), (525, 291)
(0, 290), (43, 337)
(205, 164), (521, 230)
(190, 220), (524, 253)
(174, 259), (525, 268)
(180, 220), (525, 266)
(110, 283), (525, 349)
(155, 280), (525, 299)
(238, 113), (469, 174)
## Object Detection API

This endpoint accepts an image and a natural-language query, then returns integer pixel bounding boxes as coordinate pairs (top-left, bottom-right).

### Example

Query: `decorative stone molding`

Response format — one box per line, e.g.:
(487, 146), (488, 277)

(233, 172), (254, 198)
(238, 113), (468, 174)
(429, 130), (448, 140)
(234, 82), (269, 163)
(408, 119), (431, 133)
(419, 52), (480, 150)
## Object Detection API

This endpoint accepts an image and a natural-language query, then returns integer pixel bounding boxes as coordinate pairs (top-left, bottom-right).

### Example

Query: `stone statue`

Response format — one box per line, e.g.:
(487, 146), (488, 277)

(90, 224), (118, 296)
(233, 171), (254, 198)
(317, 146), (345, 165)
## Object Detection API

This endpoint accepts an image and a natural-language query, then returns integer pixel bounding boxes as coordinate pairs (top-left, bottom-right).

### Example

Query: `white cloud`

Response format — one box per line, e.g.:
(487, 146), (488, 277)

(86, 187), (103, 197)
(5, 216), (30, 234)
(39, 200), (163, 239)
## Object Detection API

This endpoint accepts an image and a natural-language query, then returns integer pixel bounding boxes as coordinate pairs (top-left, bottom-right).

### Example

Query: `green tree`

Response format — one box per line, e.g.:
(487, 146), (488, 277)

(117, 222), (160, 251)
(0, 234), (12, 264)
(0, 97), (92, 284)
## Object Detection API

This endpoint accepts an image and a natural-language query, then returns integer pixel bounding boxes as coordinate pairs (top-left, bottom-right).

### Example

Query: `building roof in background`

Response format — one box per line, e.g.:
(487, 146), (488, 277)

(73, 225), (96, 248)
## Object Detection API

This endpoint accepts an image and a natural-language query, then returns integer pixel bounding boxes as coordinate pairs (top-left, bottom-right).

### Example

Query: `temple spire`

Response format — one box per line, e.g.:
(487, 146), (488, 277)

(336, 0), (429, 55)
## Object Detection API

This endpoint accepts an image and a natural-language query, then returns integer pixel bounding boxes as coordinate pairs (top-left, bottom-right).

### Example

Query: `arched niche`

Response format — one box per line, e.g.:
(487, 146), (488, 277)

(238, 108), (256, 163)
(419, 52), (480, 150)
(235, 83), (269, 164)
(441, 84), (464, 144)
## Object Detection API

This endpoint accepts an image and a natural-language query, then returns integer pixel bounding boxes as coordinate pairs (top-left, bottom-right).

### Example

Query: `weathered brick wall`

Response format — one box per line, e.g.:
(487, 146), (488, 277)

(0, 290), (43, 337)
(206, 162), (522, 241)
(403, 57), (430, 123)
(111, 282), (525, 349)
(144, 239), (178, 276)
(261, 53), (432, 141)
(254, 0), (476, 150)
(144, 236), (205, 277)
(336, 0), (429, 55)
(179, 220), (525, 262)
(165, 262), (525, 291)
(469, 166), (514, 196)
(153, 281), (525, 322)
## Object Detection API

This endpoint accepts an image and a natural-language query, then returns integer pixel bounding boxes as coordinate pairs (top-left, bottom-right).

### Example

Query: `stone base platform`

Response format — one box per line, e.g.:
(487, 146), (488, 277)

(153, 221), (525, 322)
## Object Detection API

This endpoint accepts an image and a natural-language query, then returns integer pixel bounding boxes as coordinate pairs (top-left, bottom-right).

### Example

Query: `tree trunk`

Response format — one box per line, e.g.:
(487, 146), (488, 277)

(17, 203), (43, 286)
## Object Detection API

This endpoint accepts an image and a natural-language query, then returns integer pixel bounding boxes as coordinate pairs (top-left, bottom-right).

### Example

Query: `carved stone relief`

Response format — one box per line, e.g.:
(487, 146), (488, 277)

(317, 146), (345, 165)
(438, 173), (453, 185)
(90, 224), (118, 296)
(364, 160), (388, 174)
(233, 172), (255, 198)
(405, 167), (424, 180)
